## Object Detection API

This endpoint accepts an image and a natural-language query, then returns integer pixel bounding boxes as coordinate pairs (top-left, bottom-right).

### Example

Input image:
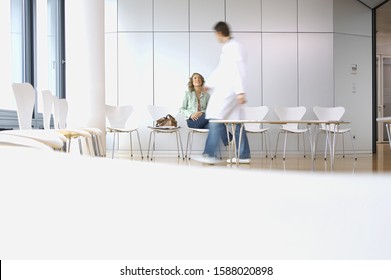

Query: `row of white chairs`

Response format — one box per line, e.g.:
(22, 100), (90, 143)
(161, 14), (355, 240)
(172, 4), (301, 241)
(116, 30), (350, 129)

(105, 104), (357, 161)
(0, 83), (104, 156)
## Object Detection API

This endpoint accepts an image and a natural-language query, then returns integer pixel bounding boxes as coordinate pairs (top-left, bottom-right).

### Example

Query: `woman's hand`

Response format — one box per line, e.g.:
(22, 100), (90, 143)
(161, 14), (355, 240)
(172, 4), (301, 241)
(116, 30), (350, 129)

(190, 112), (203, 120)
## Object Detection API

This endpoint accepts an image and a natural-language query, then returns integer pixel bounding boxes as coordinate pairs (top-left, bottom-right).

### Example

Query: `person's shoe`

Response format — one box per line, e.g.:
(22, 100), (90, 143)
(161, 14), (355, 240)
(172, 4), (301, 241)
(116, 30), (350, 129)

(193, 155), (224, 165)
(226, 157), (251, 164)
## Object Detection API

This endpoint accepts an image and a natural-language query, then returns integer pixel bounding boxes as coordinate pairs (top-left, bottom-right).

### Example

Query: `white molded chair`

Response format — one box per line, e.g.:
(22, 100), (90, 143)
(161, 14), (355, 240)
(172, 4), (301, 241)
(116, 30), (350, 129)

(41, 90), (54, 130)
(106, 104), (143, 159)
(274, 106), (310, 160)
(0, 134), (55, 151)
(313, 106), (357, 160)
(147, 105), (184, 160)
(185, 128), (209, 160)
(12, 83), (35, 130)
(0, 83), (67, 150)
(52, 96), (94, 155)
(244, 106), (271, 158)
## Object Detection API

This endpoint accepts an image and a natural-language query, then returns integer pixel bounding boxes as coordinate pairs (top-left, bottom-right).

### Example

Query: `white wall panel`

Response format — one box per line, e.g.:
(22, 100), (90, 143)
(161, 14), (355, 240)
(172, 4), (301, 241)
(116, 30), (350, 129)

(189, 33), (221, 83)
(298, 33), (334, 120)
(190, 0), (224, 31)
(262, 0), (297, 32)
(226, 0), (261, 31)
(118, 0), (152, 31)
(154, 0), (188, 31)
(117, 33), (153, 151)
(263, 33), (298, 111)
(233, 33), (262, 106)
(105, 0), (117, 33)
(105, 33), (118, 106)
(154, 33), (190, 152)
(154, 33), (189, 108)
(298, 0), (333, 32)
(334, 34), (372, 151)
(334, 0), (372, 36)
(263, 33), (299, 152)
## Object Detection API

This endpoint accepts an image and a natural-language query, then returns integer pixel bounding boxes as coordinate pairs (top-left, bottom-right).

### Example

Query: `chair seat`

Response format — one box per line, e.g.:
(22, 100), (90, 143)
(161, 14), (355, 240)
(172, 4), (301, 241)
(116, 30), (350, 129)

(106, 104), (143, 159)
(0, 133), (57, 151)
(319, 127), (351, 133)
(280, 127), (309, 133)
(0, 129), (67, 149)
(147, 126), (181, 132)
(146, 105), (184, 160)
(245, 127), (269, 133)
(58, 128), (92, 139)
(188, 128), (209, 133)
(107, 126), (139, 133)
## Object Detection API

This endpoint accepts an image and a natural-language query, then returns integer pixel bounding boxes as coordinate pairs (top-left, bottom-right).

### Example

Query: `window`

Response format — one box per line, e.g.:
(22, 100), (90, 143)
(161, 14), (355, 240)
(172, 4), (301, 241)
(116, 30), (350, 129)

(0, 0), (65, 129)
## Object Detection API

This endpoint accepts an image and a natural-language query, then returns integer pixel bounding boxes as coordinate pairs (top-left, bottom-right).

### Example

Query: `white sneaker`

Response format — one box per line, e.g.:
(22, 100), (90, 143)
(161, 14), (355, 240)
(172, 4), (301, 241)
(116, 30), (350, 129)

(193, 155), (224, 165)
(226, 157), (251, 164)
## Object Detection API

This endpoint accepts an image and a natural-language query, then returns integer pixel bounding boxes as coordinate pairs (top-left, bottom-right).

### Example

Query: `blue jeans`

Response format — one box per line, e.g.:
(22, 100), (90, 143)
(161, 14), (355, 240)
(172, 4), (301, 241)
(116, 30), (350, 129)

(203, 122), (250, 159)
(188, 114), (230, 146)
(186, 113), (209, 129)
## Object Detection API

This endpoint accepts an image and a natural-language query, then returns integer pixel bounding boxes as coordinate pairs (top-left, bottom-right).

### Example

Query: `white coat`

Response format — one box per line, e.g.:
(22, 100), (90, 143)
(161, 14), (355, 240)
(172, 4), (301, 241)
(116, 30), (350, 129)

(205, 38), (247, 120)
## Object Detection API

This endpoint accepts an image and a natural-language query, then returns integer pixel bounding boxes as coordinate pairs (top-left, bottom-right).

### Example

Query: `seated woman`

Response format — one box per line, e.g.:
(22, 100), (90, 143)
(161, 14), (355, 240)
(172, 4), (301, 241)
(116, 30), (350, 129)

(180, 72), (231, 145)
(180, 72), (210, 129)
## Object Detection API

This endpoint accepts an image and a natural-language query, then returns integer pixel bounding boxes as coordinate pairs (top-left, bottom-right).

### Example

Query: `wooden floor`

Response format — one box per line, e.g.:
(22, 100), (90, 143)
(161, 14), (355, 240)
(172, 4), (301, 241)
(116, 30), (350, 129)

(108, 143), (391, 174)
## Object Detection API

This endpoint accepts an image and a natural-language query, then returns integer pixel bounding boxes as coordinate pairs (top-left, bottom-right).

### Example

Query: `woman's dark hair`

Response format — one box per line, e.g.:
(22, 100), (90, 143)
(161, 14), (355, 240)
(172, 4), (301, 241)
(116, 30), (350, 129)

(188, 73), (205, 92)
(214, 21), (230, 37)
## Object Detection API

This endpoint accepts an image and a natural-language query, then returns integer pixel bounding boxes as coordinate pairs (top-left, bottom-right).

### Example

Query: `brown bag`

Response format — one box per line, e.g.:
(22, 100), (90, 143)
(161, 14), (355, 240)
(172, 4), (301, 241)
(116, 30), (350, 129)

(155, 114), (177, 127)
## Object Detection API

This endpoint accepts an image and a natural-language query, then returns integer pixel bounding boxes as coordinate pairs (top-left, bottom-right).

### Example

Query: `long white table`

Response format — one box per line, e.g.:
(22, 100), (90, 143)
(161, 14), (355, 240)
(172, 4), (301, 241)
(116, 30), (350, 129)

(210, 119), (351, 169)
(376, 117), (391, 149)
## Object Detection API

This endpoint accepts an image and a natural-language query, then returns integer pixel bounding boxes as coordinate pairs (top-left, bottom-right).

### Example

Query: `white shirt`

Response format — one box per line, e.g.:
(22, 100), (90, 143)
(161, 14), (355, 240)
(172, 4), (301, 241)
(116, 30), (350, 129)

(205, 38), (247, 120)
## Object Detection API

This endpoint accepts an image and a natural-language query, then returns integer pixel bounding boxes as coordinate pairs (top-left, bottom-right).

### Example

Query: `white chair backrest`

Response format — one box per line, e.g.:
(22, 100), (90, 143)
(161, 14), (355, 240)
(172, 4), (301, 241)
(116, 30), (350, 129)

(313, 106), (345, 130)
(41, 90), (53, 129)
(106, 105), (133, 128)
(244, 106), (269, 130)
(12, 83), (35, 130)
(274, 106), (306, 130)
(58, 99), (68, 129)
(52, 96), (68, 129)
(147, 105), (176, 121)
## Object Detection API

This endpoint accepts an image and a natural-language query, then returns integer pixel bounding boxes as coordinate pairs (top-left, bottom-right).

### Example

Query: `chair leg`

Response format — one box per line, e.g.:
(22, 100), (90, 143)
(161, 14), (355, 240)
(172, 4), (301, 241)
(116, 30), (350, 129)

(188, 131), (194, 159)
(175, 131), (184, 159)
(78, 137), (83, 155)
(283, 132), (288, 160)
(185, 130), (191, 159)
(274, 131), (281, 158)
(342, 133), (345, 158)
(112, 132), (116, 159)
(267, 132), (272, 159)
(324, 132), (330, 160)
(129, 132), (133, 157)
(178, 132), (184, 159)
(97, 133), (104, 157)
(302, 132), (306, 158)
(135, 130), (144, 159)
(349, 131), (357, 160)
(175, 131), (181, 158)
(147, 131), (153, 159)
(67, 138), (72, 153)
(151, 131), (156, 160)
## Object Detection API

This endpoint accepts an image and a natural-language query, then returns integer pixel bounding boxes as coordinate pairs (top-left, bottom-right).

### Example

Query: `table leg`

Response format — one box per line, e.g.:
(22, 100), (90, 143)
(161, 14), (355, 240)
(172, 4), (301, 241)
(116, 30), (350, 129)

(386, 123), (391, 150)
(231, 124), (238, 167)
(237, 124), (245, 167)
(225, 123), (232, 165)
